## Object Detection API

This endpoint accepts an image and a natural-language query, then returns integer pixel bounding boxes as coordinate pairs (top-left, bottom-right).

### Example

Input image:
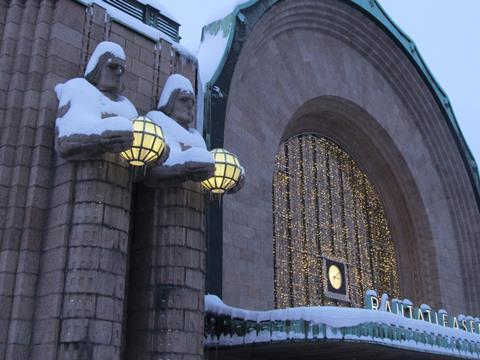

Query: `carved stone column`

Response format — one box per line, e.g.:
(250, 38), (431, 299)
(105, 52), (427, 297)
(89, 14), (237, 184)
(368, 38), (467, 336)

(56, 154), (132, 360)
(126, 182), (205, 360)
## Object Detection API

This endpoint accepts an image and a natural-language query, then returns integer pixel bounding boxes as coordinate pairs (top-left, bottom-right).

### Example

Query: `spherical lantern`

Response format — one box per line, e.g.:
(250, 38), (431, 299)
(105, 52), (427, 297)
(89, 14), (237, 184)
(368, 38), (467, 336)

(120, 116), (166, 166)
(201, 148), (243, 194)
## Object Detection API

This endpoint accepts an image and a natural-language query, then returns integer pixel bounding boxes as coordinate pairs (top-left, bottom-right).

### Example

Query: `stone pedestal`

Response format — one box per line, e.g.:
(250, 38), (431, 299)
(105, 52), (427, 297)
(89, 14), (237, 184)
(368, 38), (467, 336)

(54, 155), (132, 360)
(126, 182), (205, 360)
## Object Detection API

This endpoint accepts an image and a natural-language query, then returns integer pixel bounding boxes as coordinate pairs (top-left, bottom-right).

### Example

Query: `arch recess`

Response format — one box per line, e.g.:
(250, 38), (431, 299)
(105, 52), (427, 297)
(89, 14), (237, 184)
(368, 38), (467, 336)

(204, 0), (480, 313)
(273, 132), (400, 309)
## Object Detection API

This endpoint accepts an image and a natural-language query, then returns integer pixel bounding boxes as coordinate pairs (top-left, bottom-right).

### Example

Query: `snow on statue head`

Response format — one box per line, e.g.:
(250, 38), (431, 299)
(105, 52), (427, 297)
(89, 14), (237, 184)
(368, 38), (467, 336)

(158, 74), (195, 129)
(84, 42), (126, 100)
(54, 41), (136, 160)
(143, 74), (215, 186)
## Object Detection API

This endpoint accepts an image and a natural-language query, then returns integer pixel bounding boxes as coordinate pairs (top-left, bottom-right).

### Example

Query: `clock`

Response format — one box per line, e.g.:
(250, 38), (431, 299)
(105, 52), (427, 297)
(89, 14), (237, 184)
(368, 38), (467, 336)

(328, 264), (342, 290)
(324, 258), (349, 301)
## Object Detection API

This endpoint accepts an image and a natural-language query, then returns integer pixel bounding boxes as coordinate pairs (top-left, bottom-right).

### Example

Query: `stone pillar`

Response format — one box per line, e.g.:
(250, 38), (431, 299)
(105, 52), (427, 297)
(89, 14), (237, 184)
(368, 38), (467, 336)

(126, 182), (205, 360)
(0, 1), (61, 359)
(55, 155), (132, 360)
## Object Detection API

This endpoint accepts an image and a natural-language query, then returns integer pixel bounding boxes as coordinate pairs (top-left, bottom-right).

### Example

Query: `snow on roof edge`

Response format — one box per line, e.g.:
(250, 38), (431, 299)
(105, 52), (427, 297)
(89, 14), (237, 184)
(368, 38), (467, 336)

(197, 0), (257, 90)
(205, 295), (480, 344)
(197, 17), (233, 91)
(135, 0), (179, 24)
(74, 0), (196, 62)
(204, 0), (254, 25)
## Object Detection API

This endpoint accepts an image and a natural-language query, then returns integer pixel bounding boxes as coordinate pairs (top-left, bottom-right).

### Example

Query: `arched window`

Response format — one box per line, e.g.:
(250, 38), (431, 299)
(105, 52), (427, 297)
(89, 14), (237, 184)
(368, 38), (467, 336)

(273, 134), (399, 308)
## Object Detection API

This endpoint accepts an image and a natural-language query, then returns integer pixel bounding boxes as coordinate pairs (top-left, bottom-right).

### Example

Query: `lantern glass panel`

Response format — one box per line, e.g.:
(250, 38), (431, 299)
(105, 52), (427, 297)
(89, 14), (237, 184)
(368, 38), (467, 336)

(201, 148), (243, 194)
(225, 165), (235, 179)
(143, 134), (155, 151)
(120, 116), (166, 166)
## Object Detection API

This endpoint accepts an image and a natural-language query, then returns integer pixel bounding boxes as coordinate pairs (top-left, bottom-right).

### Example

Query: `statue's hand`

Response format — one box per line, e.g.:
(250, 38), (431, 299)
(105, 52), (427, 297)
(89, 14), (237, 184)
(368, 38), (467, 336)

(142, 160), (214, 188)
(100, 130), (133, 153)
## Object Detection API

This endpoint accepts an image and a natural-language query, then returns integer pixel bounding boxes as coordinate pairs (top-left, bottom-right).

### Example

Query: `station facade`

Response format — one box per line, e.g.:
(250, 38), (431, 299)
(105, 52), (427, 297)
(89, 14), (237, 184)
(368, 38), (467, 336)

(0, 0), (479, 359)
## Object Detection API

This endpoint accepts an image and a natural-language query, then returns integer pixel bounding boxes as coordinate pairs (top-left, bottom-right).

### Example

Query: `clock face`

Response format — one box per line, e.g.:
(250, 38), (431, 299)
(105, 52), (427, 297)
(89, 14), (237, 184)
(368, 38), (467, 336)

(328, 264), (342, 290)
(324, 259), (348, 301)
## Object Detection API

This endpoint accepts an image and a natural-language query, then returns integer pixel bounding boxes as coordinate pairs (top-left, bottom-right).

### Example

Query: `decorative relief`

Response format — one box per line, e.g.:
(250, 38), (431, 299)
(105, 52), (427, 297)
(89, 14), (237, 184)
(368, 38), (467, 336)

(53, 42), (244, 193)
(54, 41), (136, 160)
(144, 74), (215, 186)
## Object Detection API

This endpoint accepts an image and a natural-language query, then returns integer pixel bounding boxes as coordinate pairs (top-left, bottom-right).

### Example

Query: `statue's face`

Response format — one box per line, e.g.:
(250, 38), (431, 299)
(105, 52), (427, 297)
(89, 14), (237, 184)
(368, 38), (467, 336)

(171, 91), (195, 128)
(96, 56), (126, 97)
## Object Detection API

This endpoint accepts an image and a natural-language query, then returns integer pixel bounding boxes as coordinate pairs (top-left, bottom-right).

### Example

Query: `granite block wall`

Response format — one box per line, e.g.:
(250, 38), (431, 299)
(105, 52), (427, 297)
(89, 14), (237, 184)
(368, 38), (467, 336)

(0, 0), (203, 359)
(218, 0), (480, 317)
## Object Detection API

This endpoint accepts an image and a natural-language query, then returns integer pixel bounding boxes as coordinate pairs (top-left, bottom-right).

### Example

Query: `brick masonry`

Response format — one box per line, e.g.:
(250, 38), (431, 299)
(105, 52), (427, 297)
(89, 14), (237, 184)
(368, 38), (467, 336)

(220, 0), (480, 316)
(0, 0), (203, 359)
(125, 183), (205, 360)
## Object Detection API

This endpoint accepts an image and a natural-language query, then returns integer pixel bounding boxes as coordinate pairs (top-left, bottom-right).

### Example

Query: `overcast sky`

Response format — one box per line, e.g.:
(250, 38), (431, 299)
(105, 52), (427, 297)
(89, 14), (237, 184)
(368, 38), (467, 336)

(159, 0), (480, 163)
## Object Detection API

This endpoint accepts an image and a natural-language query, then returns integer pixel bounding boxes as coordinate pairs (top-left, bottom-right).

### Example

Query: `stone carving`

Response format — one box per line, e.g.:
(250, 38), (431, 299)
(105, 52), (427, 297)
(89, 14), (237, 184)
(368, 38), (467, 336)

(144, 74), (215, 186)
(54, 41), (136, 160)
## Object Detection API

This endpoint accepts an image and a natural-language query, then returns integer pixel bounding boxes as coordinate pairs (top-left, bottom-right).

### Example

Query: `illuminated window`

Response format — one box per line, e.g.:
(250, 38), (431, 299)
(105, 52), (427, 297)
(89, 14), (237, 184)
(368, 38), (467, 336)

(273, 134), (399, 308)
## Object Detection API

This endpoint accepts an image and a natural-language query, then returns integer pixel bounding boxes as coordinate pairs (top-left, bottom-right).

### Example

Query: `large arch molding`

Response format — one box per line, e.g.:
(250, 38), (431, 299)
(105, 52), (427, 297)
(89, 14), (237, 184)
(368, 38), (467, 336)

(203, 0), (480, 314)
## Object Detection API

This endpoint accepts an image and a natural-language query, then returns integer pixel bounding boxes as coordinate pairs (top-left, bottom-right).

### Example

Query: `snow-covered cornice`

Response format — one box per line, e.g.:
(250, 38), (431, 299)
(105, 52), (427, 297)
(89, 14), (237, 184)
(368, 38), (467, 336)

(74, 0), (196, 62)
(205, 295), (480, 359)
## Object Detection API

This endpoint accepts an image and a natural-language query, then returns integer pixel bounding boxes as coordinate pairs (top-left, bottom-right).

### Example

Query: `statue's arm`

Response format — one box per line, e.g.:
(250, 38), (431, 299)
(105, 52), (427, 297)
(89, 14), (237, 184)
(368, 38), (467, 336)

(57, 131), (133, 161)
(55, 102), (133, 160)
(143, 154), (215, 187)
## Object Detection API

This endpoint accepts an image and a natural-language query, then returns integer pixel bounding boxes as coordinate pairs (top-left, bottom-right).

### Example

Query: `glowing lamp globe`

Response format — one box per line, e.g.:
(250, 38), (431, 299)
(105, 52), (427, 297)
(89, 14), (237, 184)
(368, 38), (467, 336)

(120, 116), (166, 166)
(202, 148), (243, 194)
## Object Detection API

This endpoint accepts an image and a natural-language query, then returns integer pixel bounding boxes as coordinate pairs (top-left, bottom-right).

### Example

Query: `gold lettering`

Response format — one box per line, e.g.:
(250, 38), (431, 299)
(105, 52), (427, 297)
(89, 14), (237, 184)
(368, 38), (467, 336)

(362, 291), (480, 332)
(469, 320), (475, 333)
(385, 300), (392, 313)
(424, 310), (432, 323)
(404, 305), (413, 319)
(392, 300), (401, 315)
(442, 313), (449, 327)
(452, 317), (459, 329)
(397, 303), (404, 316)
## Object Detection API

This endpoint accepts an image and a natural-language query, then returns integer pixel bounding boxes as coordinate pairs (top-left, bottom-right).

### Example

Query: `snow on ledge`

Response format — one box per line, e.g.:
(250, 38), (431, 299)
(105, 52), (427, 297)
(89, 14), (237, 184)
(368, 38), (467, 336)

(205, 0), (253, 26)
(55, 78), (136, 137)
(74, 0), (195, 62)
(205, 296), (480, 359)
(205, 295), (480, 343)
(197, 23), (230, 91)
(135, 0), (178, 23)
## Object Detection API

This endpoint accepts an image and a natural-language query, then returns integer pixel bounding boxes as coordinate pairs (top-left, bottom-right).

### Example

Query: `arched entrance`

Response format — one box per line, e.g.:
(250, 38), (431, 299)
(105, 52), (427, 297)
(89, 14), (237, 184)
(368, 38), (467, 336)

(208, 0), (478, 314)
(273, 134), (399, 308)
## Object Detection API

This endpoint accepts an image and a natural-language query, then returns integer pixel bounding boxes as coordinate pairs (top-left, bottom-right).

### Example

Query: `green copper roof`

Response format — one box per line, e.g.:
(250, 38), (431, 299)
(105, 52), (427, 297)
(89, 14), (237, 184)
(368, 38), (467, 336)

(201, 0), (480, 207)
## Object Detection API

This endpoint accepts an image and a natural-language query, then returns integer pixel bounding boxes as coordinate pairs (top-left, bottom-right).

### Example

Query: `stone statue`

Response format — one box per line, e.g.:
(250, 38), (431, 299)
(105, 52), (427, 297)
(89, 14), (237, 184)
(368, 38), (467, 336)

(144, 74), (215, 186)
(54, 41), (136, 160)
